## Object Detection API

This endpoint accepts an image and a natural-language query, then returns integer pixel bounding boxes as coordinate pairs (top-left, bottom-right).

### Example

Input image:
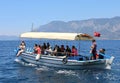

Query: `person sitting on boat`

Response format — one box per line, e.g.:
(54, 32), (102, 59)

(90, 39), (97, 60)
(16, 41), (26, 57)
(43, 43), (47, 49)
(57, 46), (62, 56)
(33, 44), (41, 60)
(60, 45), (65, 52)
(71, 46), (78, 56)
(46, 42), (50, 49)
(42, 43), (47, 54)
(53, 45), (58, 56)
(46, 45), (53, 55)
(33, 44), (38, 54)
(60, 45), (65, 56)
(65, 45), (71, 56)
(98, 48), (105, 59)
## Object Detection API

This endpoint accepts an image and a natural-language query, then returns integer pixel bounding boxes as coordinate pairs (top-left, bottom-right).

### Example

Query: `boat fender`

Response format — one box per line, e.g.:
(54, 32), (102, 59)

(62, 58), (68, 64)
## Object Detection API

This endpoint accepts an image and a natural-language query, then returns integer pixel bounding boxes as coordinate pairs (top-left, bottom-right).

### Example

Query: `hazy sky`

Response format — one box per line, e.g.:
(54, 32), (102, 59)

(0, 0), (120, 36)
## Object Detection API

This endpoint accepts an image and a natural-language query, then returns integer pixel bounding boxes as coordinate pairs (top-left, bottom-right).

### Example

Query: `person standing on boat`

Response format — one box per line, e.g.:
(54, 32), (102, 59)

(16, 41), (26, 57)
(90, 39), (97, 59)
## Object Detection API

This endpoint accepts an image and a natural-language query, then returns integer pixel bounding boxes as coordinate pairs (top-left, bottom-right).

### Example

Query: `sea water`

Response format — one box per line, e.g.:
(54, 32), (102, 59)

(0, 40), (120, 83)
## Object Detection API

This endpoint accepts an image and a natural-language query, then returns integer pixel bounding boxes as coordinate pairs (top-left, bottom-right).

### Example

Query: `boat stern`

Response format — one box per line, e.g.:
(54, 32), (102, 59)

(105, 56), (115, 69)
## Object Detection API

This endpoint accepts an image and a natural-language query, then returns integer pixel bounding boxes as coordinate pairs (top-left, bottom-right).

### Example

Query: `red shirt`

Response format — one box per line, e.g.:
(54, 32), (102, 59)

(37, 47), (41, 54)
(72, 48), (78, 56)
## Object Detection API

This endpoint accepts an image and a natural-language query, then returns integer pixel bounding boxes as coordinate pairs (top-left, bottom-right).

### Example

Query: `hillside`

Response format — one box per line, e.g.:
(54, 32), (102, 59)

(33, 16), (120, 40)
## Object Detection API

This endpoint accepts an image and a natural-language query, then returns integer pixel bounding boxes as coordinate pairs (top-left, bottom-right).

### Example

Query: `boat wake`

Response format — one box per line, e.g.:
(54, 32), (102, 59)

(56, 70), (78, 77)
(14, 58), (51, 71)
(14, 58), (21, 63)
(14, 58), (37, 67)
(35, 66), (50, 71)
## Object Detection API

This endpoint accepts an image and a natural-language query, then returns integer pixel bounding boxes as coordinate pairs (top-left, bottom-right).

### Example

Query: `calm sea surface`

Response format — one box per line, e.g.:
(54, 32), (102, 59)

(0, 40), (120, 83)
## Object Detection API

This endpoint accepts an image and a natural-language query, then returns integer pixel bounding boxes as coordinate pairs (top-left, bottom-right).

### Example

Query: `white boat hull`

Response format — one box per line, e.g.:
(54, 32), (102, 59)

(20, 53), (114, 69)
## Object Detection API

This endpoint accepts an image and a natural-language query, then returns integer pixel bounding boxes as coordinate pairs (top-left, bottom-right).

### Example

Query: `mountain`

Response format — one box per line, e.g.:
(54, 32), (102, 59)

(0, 35), (19, 40)
(34, 16), (120, 40)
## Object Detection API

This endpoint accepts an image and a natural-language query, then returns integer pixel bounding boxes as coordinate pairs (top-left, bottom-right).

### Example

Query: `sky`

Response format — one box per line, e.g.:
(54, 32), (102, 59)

(0, 0), (120, 36)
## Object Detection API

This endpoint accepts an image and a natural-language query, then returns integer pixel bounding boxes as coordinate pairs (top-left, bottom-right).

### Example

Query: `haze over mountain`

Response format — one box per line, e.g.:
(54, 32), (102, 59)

(33, 16), (120, 40)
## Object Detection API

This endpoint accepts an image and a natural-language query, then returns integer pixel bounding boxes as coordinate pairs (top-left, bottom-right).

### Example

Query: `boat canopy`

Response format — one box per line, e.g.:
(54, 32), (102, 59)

(20, 32), (94, 40)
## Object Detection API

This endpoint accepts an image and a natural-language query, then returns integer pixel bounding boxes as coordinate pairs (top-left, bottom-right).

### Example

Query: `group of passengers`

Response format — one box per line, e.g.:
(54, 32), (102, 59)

(51, 45), (78, 56)
(32, 42), (78, 56)
(16, 40), (106, 60)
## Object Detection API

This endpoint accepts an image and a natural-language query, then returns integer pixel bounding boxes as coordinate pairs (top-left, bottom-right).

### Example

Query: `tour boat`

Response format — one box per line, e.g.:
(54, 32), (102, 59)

(17, 32), (114, 69)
